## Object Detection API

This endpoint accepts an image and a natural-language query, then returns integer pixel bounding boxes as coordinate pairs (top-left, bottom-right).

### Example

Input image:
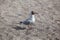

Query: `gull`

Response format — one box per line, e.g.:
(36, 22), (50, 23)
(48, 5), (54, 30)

(20, 11), (38, 30)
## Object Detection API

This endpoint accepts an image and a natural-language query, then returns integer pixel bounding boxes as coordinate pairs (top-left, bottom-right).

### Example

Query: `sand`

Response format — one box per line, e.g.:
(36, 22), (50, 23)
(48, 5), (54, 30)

(0, 0), (60, 40)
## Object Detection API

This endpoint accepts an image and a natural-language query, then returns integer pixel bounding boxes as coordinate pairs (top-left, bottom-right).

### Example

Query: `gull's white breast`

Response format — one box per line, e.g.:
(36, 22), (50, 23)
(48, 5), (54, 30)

(28, 15), (35, 23)
(32, 15), (35, 23)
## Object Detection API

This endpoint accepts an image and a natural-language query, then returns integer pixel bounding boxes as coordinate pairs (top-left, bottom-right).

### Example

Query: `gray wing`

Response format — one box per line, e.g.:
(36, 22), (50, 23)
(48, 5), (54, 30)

(23, 19), (30, 25)
(20, 15), (32, 25)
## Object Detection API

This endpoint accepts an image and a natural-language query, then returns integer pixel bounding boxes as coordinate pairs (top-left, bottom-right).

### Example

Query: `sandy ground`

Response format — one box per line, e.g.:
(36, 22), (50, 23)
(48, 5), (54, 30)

(0, 0), (60, 40)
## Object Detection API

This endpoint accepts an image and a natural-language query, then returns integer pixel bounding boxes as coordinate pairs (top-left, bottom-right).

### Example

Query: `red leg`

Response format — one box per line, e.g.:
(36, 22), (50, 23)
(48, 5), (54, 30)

(28, 25), (32, 30)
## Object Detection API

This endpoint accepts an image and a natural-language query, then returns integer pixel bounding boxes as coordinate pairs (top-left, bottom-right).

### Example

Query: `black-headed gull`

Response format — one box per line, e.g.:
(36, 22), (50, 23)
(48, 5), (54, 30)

(20, 11), (38, 29)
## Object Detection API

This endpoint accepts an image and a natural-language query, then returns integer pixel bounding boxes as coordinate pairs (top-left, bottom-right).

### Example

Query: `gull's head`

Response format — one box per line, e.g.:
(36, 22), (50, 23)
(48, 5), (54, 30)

(31, 11), (38, 15)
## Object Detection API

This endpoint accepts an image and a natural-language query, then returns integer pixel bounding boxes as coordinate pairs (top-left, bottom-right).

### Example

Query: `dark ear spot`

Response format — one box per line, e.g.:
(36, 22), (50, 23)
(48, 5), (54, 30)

(31, 11), (34, 15)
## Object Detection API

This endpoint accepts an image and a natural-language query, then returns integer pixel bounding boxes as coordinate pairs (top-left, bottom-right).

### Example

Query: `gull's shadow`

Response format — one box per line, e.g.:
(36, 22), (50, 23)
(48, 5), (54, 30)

(12, 26), (26, 30)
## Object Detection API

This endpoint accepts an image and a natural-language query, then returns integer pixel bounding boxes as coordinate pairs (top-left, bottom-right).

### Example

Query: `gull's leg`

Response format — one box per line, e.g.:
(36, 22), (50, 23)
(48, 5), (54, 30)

(27, 25), (30, 30)
(26, 25), (29, 30)
(25, 25), (31, 35)
(28, 24), (32, 30)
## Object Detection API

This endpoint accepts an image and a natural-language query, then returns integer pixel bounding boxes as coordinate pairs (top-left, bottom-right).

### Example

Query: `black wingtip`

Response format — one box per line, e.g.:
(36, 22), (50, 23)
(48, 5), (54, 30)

(20, 21), (23, 24)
